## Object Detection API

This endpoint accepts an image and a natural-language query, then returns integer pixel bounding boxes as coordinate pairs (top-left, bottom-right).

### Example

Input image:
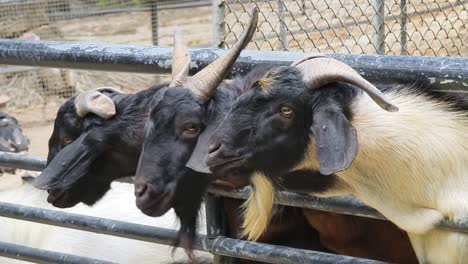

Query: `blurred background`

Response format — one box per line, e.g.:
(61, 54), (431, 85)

(0, 0), (466, 157)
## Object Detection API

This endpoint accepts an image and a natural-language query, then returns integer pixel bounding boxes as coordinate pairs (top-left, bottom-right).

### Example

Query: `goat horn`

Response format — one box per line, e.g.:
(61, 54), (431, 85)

(186, 7), (259, 99)
(170, 28), (191, 87)
(74, 90), (116, 119)
(294, 56), (399, 112)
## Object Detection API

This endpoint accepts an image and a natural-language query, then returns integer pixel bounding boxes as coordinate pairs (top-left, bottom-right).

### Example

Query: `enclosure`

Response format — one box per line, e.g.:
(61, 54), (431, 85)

(0, 0), (467, 263)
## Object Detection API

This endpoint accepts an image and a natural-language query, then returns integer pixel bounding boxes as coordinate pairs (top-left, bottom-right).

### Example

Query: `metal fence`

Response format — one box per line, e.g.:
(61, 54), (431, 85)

(216, 0), (467, 56)
(0, 40), (467, 263)
(0, 0), (211, 119)
(0, 0), (466, 125)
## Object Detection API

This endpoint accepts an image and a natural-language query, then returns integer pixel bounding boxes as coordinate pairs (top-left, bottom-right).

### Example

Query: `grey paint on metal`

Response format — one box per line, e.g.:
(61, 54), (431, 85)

(400, 0), (408, 55)
(208, 187), (468, 234)
(278, 0), (287, 50)
(212, 0), (226, 48)
(0, 241), (114, 264)
(0, 152), (46, 171)
(150, 1), (159, 46)
(205, 195), (239, 264)
(0, 40), (466, 90)
(0, 202), (385, 264)
(372, 0), (385, 54)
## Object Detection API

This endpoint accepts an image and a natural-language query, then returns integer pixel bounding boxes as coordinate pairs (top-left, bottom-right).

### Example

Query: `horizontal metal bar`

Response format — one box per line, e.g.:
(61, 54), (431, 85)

(0, 202), (382, 264)
(0, 241), (114, 264)
(0, 152), (46, 171)
(208, 187), (468, 234)
(0, 65), (37, 74)
(0, 153), (467, 234)
(0, 40), (466, 91)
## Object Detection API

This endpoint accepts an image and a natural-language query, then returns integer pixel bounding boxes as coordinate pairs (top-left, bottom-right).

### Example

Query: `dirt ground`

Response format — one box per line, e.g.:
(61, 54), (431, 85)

(22, 123), (53, 158)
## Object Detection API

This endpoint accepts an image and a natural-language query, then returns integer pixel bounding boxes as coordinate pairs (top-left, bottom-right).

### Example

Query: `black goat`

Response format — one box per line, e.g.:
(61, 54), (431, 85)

(141, 61), (417, 263)
(192, 56), (468, 263)
(32, 8), (258, 253)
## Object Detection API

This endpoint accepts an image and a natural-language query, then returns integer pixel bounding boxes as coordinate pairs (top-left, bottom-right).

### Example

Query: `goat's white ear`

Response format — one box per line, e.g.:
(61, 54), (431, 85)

(310, 107), (358, 175)
(74, 91), (116, 119)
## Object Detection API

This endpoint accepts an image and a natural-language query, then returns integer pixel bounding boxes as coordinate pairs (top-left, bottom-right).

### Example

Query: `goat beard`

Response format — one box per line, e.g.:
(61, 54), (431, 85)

(172, 208), (199, 261)
(241, 172), (275, 241)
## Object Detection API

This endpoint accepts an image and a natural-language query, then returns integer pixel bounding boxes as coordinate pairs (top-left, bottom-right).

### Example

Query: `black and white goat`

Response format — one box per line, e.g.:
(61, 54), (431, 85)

(194, 56), (468, 263)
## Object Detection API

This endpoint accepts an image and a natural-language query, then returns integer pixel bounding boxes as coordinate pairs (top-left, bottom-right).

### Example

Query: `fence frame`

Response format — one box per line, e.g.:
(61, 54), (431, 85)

(0, 40), (467, 263)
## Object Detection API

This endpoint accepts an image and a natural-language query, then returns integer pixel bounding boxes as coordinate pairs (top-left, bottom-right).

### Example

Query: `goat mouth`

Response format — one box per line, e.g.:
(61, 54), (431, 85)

(136, 188), (174, 217)
(208, 159), (249, 178)
(47, 190), (76, 208)
(207, 157), (245, 169)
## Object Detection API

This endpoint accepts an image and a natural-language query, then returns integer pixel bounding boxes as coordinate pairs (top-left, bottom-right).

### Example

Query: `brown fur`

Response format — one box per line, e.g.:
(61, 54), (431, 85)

(303, 210), (418, 263)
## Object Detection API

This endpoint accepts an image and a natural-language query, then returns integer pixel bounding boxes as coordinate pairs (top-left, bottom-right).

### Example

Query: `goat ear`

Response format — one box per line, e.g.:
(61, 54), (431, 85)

(33, 132), (104, 189)
(309, 106), (358, 175)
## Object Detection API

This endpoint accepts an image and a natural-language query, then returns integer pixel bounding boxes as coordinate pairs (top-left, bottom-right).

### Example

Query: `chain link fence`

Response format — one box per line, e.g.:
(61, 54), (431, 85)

(217, 0), (467, 56)
(0, 0), (211, 125)
(0, 0), (466, 125)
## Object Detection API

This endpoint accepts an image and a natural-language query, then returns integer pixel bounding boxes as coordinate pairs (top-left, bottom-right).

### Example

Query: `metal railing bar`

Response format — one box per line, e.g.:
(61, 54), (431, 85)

(0, 152), (46, 171)
(0, 40), (466, 91)
(1, 152), (466, 234)
(0, 202), (383, 264)
(208, 187), (468, 234)
(0, 241), (114, 264)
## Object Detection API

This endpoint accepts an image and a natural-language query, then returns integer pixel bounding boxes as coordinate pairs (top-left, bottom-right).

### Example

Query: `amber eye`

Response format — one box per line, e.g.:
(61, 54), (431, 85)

(63, 138), (73, 145)
(184, 123), (200, 135)
(279, 105), (294, 118)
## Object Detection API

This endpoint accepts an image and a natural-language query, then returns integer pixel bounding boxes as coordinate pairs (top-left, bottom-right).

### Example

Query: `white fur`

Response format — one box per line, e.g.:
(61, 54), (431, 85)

(0, 174), (210, 264)
(296, 91), (468, 263)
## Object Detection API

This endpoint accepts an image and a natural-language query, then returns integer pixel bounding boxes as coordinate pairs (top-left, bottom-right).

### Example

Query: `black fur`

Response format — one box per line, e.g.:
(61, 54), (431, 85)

(35, 84), (212, 254)
(202, 65), (468, 185)
(277, 170), (337, 194)
(35, 85), (165, 208)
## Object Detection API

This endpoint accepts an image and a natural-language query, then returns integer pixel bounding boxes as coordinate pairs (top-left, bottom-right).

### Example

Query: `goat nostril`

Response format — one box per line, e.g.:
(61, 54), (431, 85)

(134, 183), (148, 198)
(208, 142), (222, 154)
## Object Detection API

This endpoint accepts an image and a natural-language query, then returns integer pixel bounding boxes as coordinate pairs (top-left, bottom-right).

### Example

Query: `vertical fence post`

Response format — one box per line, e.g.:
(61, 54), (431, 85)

(371, 0), (385, 54)
(212, 0), (226, 48)
(400, 0), (408, 55)
(205, 195), (239, 264)
(150, 0), (158, 46)
(278, 0), (287, 50)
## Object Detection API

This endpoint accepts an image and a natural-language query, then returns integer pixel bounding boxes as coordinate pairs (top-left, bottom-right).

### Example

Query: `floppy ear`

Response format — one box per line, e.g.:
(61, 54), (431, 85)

(310, 105), (358, 175)
(33, 131), (106, 190)
(185, 118), (216, 174)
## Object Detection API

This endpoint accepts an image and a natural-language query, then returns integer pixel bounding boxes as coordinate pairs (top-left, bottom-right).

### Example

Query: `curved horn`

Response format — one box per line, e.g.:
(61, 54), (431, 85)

(74, 90), (116, 119)
(186, 7), (259, 99)
(294, 56), (399, 112)
(170, 28), (191, 87)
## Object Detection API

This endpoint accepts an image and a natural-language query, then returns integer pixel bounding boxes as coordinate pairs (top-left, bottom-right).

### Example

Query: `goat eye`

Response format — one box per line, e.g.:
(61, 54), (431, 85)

(279, 105), (294, 118)
(183, 123), (200, 135)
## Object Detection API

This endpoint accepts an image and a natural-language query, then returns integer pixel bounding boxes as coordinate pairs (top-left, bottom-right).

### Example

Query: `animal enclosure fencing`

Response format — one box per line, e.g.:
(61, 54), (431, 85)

(0, 40), (467, 263)
(0, 0), (211, 120)
(0, 0), (466, 124)
(216, 0), (467, 56)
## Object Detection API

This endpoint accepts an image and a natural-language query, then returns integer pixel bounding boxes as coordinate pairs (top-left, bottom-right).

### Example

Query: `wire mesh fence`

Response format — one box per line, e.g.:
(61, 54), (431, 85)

(0, 0), (466, 126)
(0, 0), (211, 123)
(219, 0), (467, 56)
